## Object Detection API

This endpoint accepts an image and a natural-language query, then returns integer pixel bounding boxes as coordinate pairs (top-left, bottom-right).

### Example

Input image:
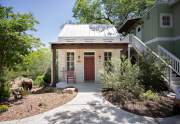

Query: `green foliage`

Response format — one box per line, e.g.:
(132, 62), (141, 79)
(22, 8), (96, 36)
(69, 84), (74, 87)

(0, 5), (42, 92)
(22, 48), (51, 80)
(0, 81), (10, 99)
(138, 54), (167, 91)
(141, 90), (160, 101)
(0, 105), (8, 113)
(43, 67), (51, 85)
(5, 48), (51, 82)
(101, 57), (144, 99)
(0, 5), (41, 72)
(73, 0), (155, 25)
(34, 75), (45, 87)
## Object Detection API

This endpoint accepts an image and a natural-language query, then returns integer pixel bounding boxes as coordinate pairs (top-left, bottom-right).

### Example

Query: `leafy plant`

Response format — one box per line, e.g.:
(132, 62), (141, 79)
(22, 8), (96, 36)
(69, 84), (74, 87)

(22, 48), (51, 80)
(0, 5), (40, 77)
(33, 75), (45, 87)
(73, 0), (155, 25)
(0, 81), (10, 99)
(43, 67), (51, 86)
(101, 57), (144, 99)
(141, 90), (160, 101)
(0, 105), (8, 113)
(0, 5), (41, 93)
(138, 54), (167, 91)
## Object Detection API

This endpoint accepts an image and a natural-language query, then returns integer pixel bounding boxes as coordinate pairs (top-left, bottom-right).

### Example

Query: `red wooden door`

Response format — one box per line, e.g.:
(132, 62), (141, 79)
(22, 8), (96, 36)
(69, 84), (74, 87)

(84, 56), (95, 81)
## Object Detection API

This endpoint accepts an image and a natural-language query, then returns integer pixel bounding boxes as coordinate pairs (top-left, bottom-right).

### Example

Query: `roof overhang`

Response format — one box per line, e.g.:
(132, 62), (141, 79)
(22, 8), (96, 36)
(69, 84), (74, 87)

(51, 43), (128, 49)
(50, 36), (129, 45)
(118, 18), (141, 33)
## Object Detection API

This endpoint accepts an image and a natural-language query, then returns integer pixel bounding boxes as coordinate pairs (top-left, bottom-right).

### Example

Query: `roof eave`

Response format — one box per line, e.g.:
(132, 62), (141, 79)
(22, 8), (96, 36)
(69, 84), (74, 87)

(50, 42), (129, 45)
(118, 18), (141, 33)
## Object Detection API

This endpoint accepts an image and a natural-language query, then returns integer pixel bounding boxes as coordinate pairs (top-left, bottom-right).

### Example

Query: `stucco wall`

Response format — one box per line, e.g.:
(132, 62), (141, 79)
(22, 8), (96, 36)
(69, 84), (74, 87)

(142, 5), (158, 42)
(57, 48), (123, 83)
(142, 4), (173, 43)
(141, 3), (180, 59)
(172, 1), (180, 37)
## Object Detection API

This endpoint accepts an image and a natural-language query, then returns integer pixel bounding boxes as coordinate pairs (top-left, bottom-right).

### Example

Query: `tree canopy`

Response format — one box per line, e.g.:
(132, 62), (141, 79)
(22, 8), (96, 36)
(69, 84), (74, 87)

(0, 5), (41, 76)
(73, 0), (155, 25)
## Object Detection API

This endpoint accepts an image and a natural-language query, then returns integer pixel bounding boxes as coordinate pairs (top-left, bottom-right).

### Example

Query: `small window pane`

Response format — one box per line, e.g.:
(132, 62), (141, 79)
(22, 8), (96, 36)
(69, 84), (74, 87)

(104, 52), (112, 62)
(162, 16), (171, 26)
(84, 52), (94, 56)
(67, 52), (74, 71)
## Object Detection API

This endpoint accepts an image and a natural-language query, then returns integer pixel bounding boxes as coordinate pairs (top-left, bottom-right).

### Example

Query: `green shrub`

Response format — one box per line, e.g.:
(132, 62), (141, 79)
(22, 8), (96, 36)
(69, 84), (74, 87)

(0, 81), (10, 99)
(43, 67), (51, 86)
(101, 57), (144, 99)
(0, 105), (8, 113)
(142, 90), (160, 101)
(33, 75), (45, 87)
(139, 54), (167, 91)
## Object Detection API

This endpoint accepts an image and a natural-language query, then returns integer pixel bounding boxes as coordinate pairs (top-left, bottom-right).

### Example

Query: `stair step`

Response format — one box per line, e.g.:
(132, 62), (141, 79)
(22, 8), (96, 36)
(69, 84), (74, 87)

(171, 81), (180, 85)
(171, 73), (177, 77)
(170, 84), (180, 91)
(171, 77), (180, 81)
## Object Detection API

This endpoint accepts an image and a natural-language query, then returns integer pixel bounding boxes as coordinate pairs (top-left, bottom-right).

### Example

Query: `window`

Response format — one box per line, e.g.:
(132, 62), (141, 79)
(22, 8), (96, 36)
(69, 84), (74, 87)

(104, 52), (112, 62)
(162, 16), (170, 25)
(138, 27), (141, 32)
(84, 52), (94, 56)
(67, 52), (74, 71)
(160, 14), (173, 28)
(104, 52), (112, 72)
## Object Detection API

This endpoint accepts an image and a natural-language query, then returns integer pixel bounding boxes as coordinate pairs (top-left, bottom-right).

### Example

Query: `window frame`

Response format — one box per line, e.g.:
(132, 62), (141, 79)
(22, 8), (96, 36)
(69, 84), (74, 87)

(160, 13), (173, 28)
(66, 52), (75, 71)
(104, 52), (112, 62)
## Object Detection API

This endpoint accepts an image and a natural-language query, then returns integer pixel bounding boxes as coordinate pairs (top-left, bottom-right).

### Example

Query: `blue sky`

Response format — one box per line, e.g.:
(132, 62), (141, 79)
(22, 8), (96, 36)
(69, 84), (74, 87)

(1, 0), (76, 47)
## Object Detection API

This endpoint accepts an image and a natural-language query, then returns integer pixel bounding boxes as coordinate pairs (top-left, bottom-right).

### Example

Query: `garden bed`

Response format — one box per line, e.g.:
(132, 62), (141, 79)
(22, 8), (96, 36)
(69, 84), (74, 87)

(103, 90), (180, 118)
(0, 88), (77, 121)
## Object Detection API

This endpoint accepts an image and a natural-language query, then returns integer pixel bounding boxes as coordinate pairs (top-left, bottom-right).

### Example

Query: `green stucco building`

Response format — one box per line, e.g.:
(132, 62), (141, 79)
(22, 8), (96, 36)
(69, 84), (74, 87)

(119, 0), (180, 58)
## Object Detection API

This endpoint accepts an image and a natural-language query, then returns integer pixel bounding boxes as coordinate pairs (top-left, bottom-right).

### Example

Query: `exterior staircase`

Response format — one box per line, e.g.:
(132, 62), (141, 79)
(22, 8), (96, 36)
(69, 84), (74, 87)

(126, 34), (180, 91)
(158, 45), (180, 91)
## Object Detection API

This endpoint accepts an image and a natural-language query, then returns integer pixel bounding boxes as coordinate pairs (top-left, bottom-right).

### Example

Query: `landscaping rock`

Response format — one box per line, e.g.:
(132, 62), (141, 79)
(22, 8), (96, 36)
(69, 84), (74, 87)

(22, 78), (33, 90)
(10, 76), (33, 99)
(11, 76), (33, 91)
(63, 88), (76, 94)
(167, 92), (176, 99)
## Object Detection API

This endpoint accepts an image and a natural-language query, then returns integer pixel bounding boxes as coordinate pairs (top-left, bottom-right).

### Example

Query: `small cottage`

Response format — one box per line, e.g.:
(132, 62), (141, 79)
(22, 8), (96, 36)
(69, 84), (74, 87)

(51, 24), (129, 84)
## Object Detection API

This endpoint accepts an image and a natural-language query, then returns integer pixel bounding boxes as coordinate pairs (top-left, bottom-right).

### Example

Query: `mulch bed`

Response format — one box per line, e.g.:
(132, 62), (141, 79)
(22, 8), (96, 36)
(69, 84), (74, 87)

(103, 91), (180, 118)
(0, 89), (77, 121)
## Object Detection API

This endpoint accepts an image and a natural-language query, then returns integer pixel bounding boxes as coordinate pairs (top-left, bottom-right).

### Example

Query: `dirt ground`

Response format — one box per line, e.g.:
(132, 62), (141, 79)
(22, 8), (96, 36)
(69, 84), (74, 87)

(0, 92), (77, 121)
(103, 91), (180, 118)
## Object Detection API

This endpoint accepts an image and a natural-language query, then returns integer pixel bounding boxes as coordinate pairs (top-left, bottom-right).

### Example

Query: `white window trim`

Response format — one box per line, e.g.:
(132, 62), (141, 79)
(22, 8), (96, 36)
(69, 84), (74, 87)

(160, 13), (173, 28)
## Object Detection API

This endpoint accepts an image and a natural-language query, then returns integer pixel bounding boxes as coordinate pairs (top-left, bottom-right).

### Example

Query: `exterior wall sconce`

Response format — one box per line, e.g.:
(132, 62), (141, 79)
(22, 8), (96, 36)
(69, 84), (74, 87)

(99, 55), (101, 62)
(77, 55), (81, 62)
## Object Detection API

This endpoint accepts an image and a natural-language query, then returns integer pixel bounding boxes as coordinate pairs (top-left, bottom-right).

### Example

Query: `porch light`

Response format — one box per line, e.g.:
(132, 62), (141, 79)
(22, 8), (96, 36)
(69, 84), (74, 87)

(77, 55), (81, 62)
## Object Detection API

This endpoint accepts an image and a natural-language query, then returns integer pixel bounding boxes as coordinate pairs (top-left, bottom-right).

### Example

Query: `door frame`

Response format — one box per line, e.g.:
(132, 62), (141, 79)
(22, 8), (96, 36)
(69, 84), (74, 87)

(83, 52), (96, 82)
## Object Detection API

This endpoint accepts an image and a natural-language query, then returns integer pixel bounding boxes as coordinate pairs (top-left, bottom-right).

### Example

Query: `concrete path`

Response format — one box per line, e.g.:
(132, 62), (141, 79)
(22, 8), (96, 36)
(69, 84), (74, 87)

(1, 82), (180, 124)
